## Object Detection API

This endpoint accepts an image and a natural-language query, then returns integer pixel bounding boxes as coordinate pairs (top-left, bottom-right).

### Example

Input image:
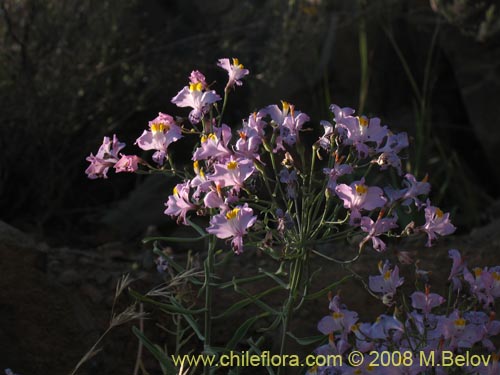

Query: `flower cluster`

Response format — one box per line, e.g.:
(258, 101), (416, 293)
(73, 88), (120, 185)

(308, 249), (500, 375)
(86, 58), (455, 255)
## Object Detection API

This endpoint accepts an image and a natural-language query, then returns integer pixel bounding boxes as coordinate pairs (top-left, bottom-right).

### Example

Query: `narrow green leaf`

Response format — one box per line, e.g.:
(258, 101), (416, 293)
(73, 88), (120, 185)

(305, 275), (353, 300)
(258, 268), (289, 289)
(186, 218), (208, 237)
(143, 235), (208, 244)
(132, 326), (173, 374)
(212, 286), (281, 319)
(129, 289), (205, 315)
(169, 299), (205, 341)
(216, 274), (267, 289)
(286, 332), (326, 346)
(226, 313), (268, 351)
(246, 338), (276, 375)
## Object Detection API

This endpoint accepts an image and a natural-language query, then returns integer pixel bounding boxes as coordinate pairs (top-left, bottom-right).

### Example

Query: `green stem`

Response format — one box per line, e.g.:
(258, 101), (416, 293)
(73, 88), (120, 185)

(203, 236), (216, 375)
(218, 91), (229, 127)
(277, 251), (305, 375)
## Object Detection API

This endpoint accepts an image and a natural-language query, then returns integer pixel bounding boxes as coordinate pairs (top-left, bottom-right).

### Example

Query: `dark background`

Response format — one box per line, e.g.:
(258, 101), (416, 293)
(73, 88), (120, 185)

(1, 0), (500, 373)
(1, 0), (499, 241)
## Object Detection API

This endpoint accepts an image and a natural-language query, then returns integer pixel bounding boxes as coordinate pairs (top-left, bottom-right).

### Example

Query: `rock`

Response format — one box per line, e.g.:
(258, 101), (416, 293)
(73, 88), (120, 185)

(100, 174), (175, 238)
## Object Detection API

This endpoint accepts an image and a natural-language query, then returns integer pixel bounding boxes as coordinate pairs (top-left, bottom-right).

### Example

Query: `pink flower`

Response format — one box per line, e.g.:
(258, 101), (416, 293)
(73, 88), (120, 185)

(171, 82), (221, 124)
(463, 266), (500, 308)
(401, 174), (431, 208)
(317, 295), (359, 341)
(192, 125), (232, 162)
(164, 182), (196, 225)
(206, 204), (257, 254)
(369, 261), (404, 301)
(235, 126), (262, 160)
(85, 134), (125, 179)
(323, 163), (353, 192)
(217, 58), (249, 91)
(335, 113), (389, 157)
(448, 249), (465, 290)
(209, 158), (255, 193)
(411, 286), (445, 315)
(264, 101), (309, 149)
(335, 178), (387, 219)
(360, 213), (398, 252)
(135, 113), (182, 165)
(420, 200), (456, 246)
(114, 155), (141, 173)
(189, 70), (208, 89)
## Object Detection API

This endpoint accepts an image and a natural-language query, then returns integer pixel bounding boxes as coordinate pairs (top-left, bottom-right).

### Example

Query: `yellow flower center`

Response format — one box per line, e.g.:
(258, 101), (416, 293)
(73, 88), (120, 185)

(173, 186), (179, 196)
(493, 272), (500, 281)
(189, 82), (203, 91)
(281, 100), (290, 113)
(225, 208), (240, 220)
(435, 208), (444, 218)
(333, 312), (344, 319)
(474, 268), (483, 277)
(227, 161), (238, 170)
(454, 318), (466, 327)
(232, 58), (244, 69)
(358, 116), (369, 127)
(384, 270), (392, 280)
(151, 123), (169, 133)
(201, 133), (217, 143)
(239, 131), (247, 140)
(355, 184), (368, 195)
(193, 160), (199, 172)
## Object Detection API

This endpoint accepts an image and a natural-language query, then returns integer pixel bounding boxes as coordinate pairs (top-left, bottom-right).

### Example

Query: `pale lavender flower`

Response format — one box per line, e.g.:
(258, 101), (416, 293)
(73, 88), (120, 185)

(264, 101), (309, 149)
(114, 155), (141, 173)
(318, 120), (335, 150)
(463, 311), (500, 351)
(336, 115), (388, 157)
(190, 160), (212, 199)
(400, 174), (431, 208)
(463, 266), (500, 308)
(171, 82), (221, 124)
(368, 314), (404, 340)
(420, 200), (456, 247)
(192, 125), (232, 161)
(244, 111), (267, 137)
(318, 295), (359, 341)
(189, 70), (208, 89)
(206, 204), (257, 254)
(279, 168), (298, 199)
(360, 213), (398, 252)
(411, 287), (445, 315)
(164, 182), (196, 225)
(372, 151), (404, 174)
(209, 158), (255, 192)
(156, 256), (169, 273)
(377, 132), (409, 154)
(369, 261), (404, 302)
(135, 113), (182, 165)
(85, 134), (125, 179)
(448, 249), (465, 290)
(335, 178), (387, 219)
(217, 58), (249, 91)
(235, 126), (262, 160)
(323, 163), (353, 192)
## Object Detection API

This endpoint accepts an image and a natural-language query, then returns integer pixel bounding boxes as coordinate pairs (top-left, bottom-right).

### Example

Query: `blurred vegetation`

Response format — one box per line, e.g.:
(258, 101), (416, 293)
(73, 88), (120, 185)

(0, 0), (496, 237)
